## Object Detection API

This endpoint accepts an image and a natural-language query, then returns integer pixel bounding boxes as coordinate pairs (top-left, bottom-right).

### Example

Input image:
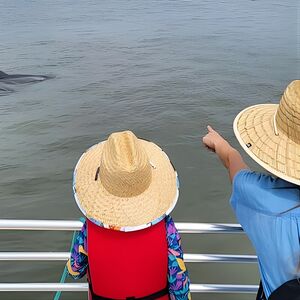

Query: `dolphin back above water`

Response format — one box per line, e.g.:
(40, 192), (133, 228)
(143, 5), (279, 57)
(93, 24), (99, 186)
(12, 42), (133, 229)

(0, 70), (52, 85)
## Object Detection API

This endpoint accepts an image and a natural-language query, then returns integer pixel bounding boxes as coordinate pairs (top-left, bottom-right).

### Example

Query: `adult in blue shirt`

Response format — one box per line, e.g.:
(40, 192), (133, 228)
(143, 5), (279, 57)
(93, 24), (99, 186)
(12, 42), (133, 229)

(203, 80), (300, 300)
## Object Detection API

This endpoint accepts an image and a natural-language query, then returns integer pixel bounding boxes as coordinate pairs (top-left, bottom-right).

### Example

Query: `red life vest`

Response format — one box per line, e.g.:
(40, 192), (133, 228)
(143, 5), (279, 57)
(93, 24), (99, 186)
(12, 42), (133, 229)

(87, 219), (169, 300)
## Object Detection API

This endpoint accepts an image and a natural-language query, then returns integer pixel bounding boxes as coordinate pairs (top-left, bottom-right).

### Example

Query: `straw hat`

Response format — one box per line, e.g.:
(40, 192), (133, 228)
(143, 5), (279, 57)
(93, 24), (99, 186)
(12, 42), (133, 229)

(73, 131), (179, 231)
(233, 80), (300, 185)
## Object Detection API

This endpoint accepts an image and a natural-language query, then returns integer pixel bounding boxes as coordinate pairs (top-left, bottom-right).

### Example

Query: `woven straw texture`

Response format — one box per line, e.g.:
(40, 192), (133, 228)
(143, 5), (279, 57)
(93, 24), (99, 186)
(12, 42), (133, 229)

(73, 131), (178, 229)
(233, 80), (300, 185)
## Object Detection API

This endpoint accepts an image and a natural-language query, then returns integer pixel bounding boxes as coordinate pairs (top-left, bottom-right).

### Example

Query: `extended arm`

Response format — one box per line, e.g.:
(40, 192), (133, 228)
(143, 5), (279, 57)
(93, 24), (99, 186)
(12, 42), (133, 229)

(202, 125), (249, 182)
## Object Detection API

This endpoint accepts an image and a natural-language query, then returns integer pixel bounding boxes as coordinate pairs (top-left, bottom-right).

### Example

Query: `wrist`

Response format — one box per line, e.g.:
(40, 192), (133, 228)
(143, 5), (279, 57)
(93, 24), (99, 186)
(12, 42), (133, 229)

(215, 139), (232, 154)
(215, 141), (235, 167)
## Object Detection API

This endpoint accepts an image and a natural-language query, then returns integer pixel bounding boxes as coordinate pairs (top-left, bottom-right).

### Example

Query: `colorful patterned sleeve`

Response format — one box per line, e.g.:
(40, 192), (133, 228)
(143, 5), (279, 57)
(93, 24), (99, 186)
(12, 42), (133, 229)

(166, 215), (191, 300)
(66, 220), (88, 279)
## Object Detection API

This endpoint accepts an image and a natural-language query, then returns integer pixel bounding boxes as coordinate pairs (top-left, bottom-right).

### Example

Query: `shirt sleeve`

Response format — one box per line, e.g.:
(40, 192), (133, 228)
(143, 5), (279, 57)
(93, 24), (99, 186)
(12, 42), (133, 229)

(230, 169), (271, 210)
(230, 169), (291, 213)
(230, 169), (251, 211)
(165, 215), (191, 300)
(67, 221), (88, 279)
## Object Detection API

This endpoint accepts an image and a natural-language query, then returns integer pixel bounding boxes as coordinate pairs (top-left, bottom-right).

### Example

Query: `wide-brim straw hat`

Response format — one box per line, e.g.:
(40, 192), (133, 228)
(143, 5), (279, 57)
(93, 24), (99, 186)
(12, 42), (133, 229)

(233, 80), (300, 185)
(73, 131), (179, 232)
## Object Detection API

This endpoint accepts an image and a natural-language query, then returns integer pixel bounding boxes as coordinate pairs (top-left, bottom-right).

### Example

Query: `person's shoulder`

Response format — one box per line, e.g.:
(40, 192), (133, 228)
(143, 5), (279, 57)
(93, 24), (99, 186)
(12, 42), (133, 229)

(232, 169), (257, 194)
(231, 170), (273, 210)
(232, 170), (286, 190)
(165, 215), (176, 231)
(232, 169), (253, 184)
(231, 170), (298, 214)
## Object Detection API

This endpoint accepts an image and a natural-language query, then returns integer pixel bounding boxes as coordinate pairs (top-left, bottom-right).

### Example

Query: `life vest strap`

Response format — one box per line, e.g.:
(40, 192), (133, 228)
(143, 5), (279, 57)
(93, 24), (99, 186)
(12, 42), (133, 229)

(88, 282), (168, 300)
(88, 266), (168, 300)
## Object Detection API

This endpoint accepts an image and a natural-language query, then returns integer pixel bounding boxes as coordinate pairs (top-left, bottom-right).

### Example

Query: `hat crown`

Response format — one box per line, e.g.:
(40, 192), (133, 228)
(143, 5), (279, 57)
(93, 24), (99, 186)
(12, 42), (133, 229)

(276, 80), (300, 144)
(99, 131), (152, 197)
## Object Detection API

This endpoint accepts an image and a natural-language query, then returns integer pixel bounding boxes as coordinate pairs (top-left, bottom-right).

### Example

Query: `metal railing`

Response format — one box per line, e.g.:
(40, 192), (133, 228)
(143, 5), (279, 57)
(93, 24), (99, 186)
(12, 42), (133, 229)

(0, 219), (258, 294)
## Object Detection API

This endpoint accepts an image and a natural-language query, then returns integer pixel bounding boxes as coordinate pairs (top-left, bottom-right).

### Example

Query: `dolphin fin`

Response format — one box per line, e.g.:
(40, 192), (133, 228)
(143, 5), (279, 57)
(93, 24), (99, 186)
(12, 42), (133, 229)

(0, 71), (8, 78)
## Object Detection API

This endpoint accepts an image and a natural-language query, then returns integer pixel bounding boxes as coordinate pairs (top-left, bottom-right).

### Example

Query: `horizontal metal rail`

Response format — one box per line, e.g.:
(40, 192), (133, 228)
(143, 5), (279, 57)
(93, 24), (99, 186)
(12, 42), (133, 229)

(0, 283), (88, 292)
(185, 253), (256, 263)
(0, 219), (243, 233)
(0, 252), (70, 261)
(0, 220), (256, 295)
(191, 284), (258, 293)
(0, 283), (259, 293)
(0, 219), (83, 231)
(0, 252), (257, 263)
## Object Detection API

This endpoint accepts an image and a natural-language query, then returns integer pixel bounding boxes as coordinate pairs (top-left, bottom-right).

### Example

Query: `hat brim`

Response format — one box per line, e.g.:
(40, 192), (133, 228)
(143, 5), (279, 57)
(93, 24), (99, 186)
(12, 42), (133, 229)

(73, 139), (179, 231)
(234, 103), (300, 185)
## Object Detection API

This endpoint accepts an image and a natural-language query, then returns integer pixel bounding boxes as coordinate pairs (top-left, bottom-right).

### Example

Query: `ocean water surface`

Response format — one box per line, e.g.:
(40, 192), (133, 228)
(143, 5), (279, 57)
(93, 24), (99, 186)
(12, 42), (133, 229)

(0, 0), (299, 299)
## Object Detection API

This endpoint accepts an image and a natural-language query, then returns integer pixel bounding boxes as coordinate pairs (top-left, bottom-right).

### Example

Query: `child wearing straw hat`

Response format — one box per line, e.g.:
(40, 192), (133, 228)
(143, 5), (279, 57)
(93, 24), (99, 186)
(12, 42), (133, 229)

(67, 131), (191, 300)
(203, 80), (300, 300)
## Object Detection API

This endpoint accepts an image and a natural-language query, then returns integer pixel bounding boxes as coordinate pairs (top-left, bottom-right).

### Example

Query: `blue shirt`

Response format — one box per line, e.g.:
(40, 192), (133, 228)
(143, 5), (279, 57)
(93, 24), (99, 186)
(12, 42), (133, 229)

(230, 170), (300, 298)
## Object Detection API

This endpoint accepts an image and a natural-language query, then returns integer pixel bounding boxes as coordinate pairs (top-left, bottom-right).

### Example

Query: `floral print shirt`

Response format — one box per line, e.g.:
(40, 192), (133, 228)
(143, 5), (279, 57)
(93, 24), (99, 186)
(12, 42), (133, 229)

(67, 215), (191, 299)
